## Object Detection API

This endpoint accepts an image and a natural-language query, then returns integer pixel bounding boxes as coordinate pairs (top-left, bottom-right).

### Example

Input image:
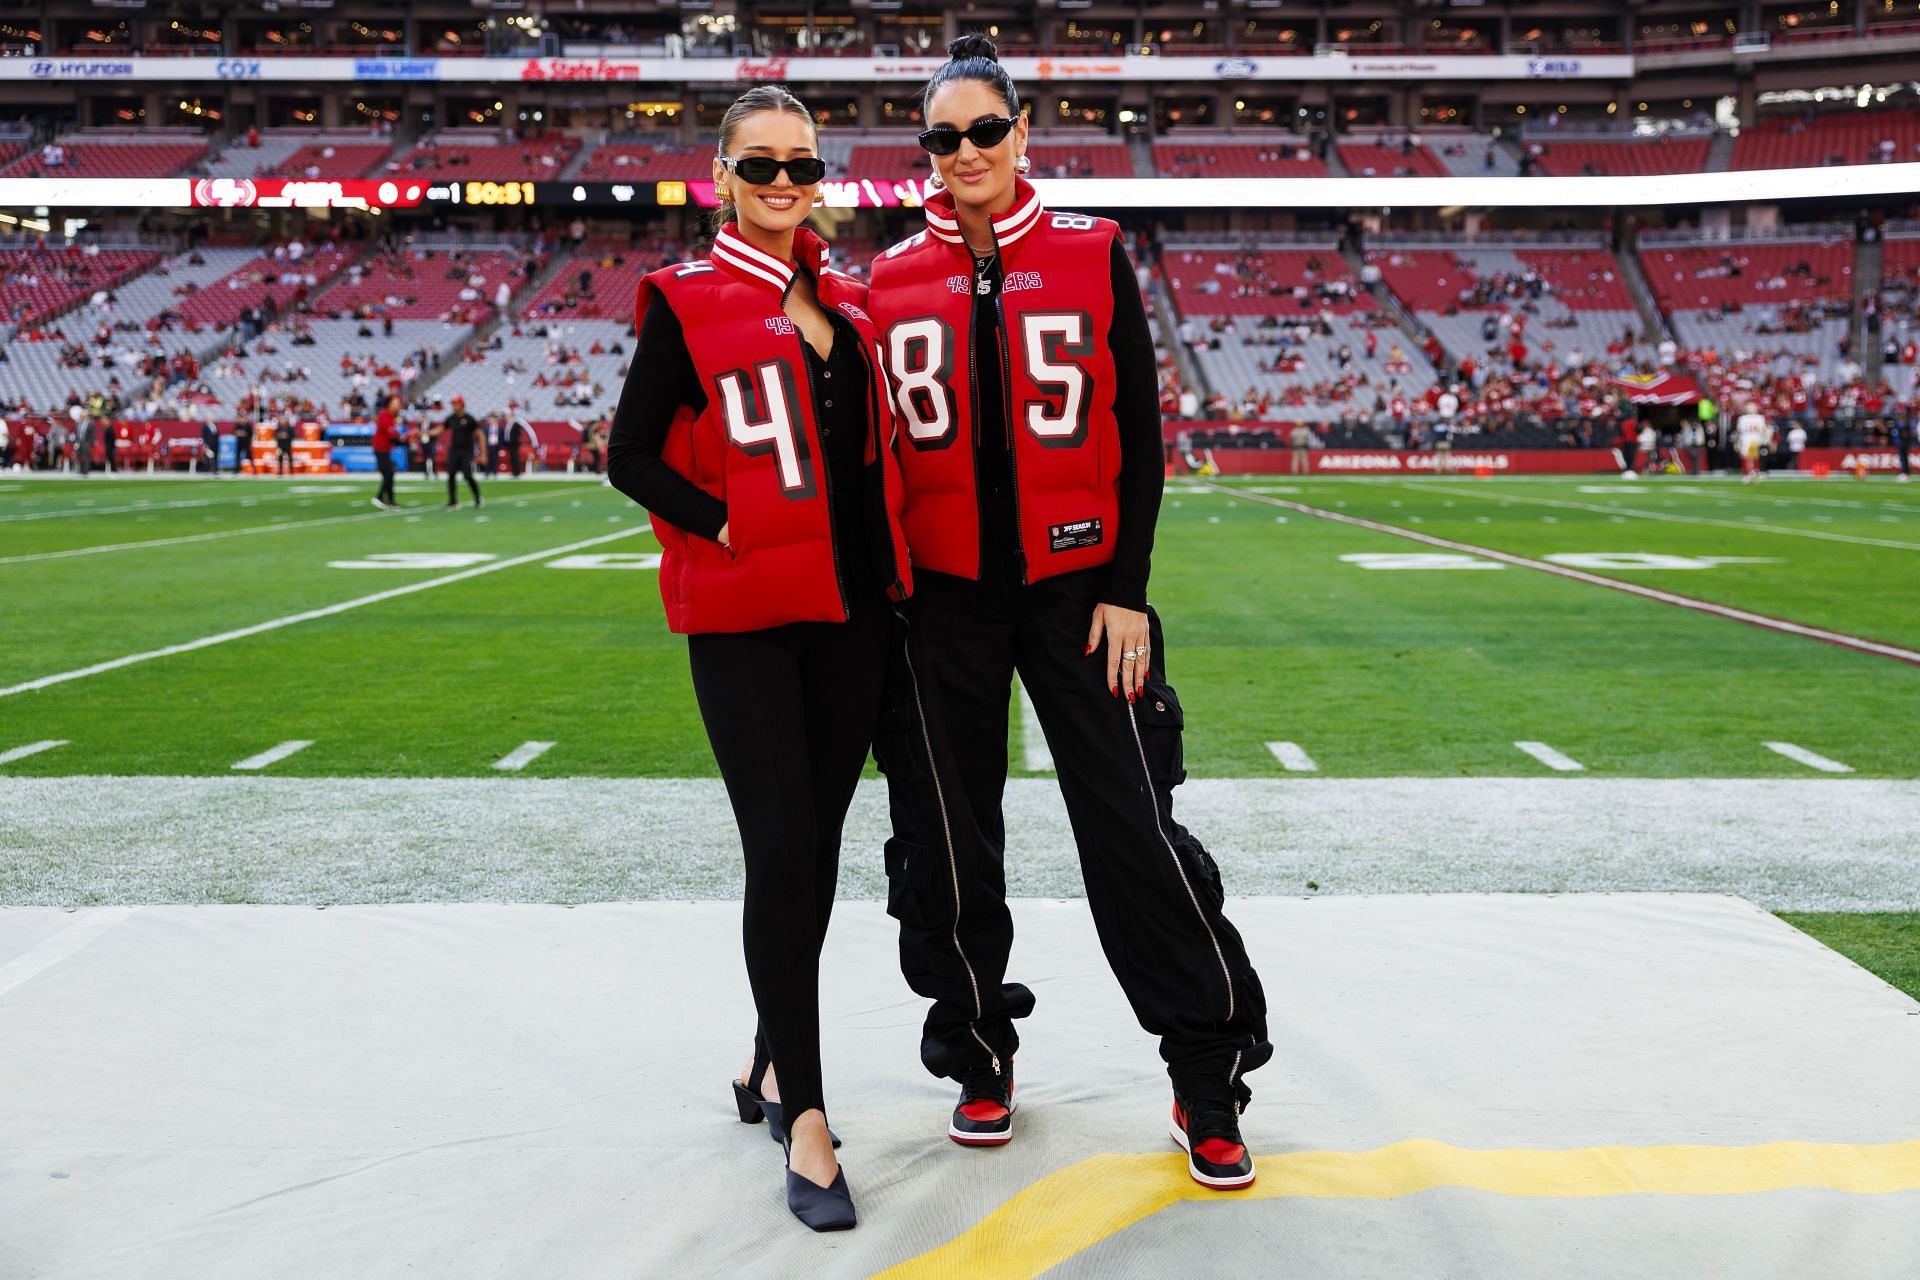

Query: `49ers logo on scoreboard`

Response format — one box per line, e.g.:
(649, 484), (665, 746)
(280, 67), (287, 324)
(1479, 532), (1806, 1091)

(713, 360), (816, 498)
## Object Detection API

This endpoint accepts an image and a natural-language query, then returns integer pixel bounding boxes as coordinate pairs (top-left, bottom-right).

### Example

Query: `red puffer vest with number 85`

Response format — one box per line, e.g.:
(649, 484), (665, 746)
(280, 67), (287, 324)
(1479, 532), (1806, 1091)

(868, 177), (1123, 584)
(634, 223), (912, 634)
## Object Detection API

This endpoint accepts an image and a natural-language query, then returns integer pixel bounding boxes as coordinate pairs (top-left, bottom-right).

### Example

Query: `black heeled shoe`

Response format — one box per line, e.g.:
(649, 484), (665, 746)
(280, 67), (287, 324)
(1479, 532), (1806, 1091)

(734, 1051), (841, 1148)
(774, 1114), (857, 1232)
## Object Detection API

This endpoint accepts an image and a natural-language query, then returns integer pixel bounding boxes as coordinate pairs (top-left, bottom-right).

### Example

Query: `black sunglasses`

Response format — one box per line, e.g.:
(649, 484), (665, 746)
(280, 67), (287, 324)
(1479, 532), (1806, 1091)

(917, 116), (1020, 157)
(720, 155), (827, 185)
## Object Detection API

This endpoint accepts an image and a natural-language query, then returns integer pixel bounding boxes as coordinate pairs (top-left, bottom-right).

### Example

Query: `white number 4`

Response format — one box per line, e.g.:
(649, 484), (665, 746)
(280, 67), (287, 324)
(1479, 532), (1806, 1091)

(716, 361), (813, 496)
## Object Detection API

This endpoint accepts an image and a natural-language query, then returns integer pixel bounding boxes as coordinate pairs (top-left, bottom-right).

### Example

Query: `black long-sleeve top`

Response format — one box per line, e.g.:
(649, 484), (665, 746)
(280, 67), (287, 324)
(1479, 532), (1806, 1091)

(606, 286), (874, 593)
(973, 238), (1162, 610)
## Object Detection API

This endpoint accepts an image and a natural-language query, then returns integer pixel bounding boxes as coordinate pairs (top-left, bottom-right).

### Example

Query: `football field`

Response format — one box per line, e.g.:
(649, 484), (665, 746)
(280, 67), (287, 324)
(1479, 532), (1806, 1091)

(3, 470), (1916, 780)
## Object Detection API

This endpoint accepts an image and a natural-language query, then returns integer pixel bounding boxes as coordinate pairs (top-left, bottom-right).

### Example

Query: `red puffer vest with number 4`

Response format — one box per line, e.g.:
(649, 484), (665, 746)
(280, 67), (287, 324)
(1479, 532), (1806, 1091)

(634, 223), (912, 634)
(868, 177), (1122, 583)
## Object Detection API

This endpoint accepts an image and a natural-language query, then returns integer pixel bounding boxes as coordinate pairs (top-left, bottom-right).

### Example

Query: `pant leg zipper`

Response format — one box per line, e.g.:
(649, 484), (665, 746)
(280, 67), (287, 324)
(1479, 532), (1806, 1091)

(1125, 698), (1235, 1024)
(902, 628), (1000, 1075)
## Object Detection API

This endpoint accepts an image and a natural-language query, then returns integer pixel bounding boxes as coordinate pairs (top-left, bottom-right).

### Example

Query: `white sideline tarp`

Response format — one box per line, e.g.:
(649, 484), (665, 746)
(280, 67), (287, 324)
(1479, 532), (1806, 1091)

(1, 894), (1917, 1278)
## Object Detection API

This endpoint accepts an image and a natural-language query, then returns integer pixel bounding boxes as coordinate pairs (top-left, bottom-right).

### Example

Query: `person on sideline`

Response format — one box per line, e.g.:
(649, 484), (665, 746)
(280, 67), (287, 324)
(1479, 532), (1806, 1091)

(371, 394), (401, 510)
(605, 85), (912, 1232)
(1736, 402), (1771, 484)
(441, 396), (483, 510)
(867, 36), (1272, 1191)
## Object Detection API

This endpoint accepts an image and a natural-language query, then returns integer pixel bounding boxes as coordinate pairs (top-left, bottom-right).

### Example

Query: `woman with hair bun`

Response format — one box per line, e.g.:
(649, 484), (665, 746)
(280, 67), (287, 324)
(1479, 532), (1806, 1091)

(868, 35), (1274, 1190)
(606, 84), (912, 1230)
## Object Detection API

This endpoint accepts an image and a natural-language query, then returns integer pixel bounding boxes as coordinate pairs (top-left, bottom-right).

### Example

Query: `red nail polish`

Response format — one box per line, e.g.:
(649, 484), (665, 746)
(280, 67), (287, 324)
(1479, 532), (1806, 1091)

(1127, 690), (1136, 703)
(1084, 643), (1094, 656)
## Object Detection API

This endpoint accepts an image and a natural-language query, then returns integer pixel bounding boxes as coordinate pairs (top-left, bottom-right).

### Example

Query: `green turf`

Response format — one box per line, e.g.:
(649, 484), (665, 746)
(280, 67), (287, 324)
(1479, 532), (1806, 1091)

(2, 472), (1917, 778)
(1779, 912), (1920, 1002)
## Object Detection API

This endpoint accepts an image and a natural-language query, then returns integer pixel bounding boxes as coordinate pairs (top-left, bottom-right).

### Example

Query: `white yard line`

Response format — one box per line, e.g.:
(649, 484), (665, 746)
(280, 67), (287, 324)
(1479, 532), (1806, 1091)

(1206, 483), (1920, 668)
(0, 527), (650, 700)
(0, 490), (319, 523)
(0, 509), (391, 565)
(0, 907), (135, 998)
(493, 741), (556, 772)
(1017, 679), (1053, 773)
(1401, 481), (1920, 552)
(1515, 741), (1585, 772)
(232, 740), (314, 771)
(1266, 741), (1319, 772)
(1764, 742), (1856, 774)
(0, 739), (69, 765)
(0, 484), (598, 564)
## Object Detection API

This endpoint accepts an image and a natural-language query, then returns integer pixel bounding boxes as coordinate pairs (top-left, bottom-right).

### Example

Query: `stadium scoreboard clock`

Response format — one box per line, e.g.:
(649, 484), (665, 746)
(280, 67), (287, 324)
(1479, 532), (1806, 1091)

(460, 180), (537, 206)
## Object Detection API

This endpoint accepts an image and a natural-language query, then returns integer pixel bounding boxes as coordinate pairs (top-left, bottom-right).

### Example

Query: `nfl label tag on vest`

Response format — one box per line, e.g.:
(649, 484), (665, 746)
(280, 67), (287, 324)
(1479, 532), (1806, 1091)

(1048, 518), (1104, 552)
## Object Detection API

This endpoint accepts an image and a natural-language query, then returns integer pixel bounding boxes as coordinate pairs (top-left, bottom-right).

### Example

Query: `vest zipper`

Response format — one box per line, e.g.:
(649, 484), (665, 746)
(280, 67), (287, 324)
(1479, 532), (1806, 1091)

(784, 277), (850, 622)
(857, 337), (907, 600)
(975, 241), (1030, 586)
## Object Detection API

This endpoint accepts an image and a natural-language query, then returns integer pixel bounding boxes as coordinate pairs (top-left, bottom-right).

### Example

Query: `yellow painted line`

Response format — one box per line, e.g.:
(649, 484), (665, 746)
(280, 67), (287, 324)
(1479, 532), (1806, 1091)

(873, 1137), (1920, 1280)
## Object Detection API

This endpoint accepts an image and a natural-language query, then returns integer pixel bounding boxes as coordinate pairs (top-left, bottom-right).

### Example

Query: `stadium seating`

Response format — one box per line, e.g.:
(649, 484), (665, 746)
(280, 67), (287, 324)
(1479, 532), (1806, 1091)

(1731, 108), (1920, 171)
(430, 320), (631, 420)
(388, 133), (579, 182)
(575, 143), (716, 184)
(1335, 143), (1448, 179)
(0, 247), (163, 329)
(1163, 249), (1372, 317)
(0, 132), (208, 179)
(318, 249), (527, 324)
(1638, 238), (1852, 311)
(1153, 140), (1326, 178)
(1365, 243), (1648, 376)
(267, 142), (395, 180)
(173, 244), (359, 330)
(1884, 234), (1920, 289)
(521, 242), (677, 322)
(1525, 136), (1713, 178)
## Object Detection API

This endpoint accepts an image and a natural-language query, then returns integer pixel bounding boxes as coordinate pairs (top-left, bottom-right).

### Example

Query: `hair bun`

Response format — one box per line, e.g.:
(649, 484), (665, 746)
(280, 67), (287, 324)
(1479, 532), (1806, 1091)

(947, 34), (1000, 63)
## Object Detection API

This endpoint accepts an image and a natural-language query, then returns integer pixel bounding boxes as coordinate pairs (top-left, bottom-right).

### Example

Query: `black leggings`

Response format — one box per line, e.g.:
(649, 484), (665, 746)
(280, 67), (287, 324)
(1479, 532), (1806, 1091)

(687, 595), (889, 1121)
(447, 452), (480, 504)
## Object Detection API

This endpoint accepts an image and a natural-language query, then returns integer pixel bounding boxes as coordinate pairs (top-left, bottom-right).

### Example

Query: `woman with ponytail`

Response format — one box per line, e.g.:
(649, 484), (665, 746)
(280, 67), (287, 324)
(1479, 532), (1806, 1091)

(868, 36), (1274, 1190)
(606, 85), (912, 1230)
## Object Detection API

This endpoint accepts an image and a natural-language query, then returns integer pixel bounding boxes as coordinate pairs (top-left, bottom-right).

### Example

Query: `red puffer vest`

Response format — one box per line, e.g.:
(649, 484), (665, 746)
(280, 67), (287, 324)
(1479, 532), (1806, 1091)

(634, 222), (911, 634)
(868, 177), (1122, 583)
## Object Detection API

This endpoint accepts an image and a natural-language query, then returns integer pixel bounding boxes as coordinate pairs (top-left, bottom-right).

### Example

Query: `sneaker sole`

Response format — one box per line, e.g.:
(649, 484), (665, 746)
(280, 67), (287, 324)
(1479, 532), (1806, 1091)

(948, 1100), (1017, 1146)
(1169, 1121), (1256, 1189)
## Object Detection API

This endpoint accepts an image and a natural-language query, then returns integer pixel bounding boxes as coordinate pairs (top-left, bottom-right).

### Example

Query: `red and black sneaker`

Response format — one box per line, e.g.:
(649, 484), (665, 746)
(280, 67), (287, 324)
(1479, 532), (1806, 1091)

(948, 1060), (1016, 1147)
(1170, 1090), (1255, 1189)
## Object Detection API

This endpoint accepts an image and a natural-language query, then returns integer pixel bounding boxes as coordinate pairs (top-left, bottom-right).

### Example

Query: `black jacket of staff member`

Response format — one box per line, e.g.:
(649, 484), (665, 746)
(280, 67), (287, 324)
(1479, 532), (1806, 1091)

(442, 398), (483, 508)
(274, 414), (296, 474)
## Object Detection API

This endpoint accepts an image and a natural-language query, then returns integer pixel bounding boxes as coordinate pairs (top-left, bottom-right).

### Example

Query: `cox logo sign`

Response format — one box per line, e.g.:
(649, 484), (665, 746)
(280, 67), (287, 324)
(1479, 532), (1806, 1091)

(217, 59), (263, 80)
(1213, 58), (1258, 79)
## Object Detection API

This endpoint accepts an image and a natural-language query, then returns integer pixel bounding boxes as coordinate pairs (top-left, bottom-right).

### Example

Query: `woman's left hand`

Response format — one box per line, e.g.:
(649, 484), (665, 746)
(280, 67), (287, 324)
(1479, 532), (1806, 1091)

(1086, 602), (1151, 700)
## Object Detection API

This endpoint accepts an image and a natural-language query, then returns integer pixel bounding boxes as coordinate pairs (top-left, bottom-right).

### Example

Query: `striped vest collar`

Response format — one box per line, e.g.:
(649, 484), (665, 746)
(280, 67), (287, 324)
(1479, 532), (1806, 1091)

(708, 222), (829, 295)
(922, 177), (1046, 252)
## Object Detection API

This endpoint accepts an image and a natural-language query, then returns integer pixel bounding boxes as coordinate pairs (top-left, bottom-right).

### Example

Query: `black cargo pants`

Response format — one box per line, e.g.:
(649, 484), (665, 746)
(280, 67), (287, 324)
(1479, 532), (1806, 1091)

(874, 565), (1273, 1105)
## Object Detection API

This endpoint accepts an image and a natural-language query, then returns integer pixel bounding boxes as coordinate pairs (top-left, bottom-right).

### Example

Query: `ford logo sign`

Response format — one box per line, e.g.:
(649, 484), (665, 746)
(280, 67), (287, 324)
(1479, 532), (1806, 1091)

(1213, 58), (1258, 79)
